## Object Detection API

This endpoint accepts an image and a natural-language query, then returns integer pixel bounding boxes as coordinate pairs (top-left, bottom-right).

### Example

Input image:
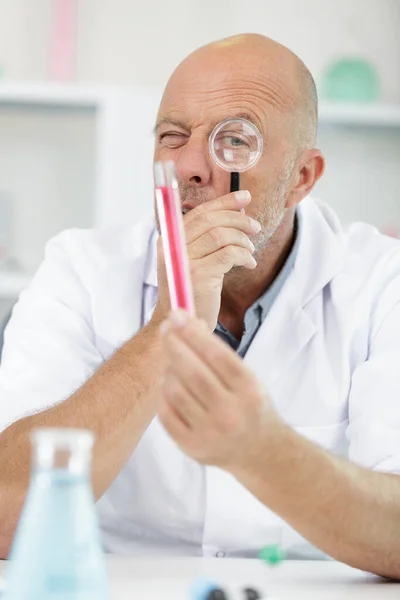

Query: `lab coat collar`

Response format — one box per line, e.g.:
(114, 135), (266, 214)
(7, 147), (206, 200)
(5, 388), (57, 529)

(294, 196), (345, 307)
(243, 196), (345, 393)
(142, 198), (345, 372)
(143, 222), (159, 288)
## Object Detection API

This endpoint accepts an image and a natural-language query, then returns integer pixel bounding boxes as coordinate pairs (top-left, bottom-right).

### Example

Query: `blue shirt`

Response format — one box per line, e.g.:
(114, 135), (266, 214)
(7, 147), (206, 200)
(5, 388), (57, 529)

(215, 213), (300, 357)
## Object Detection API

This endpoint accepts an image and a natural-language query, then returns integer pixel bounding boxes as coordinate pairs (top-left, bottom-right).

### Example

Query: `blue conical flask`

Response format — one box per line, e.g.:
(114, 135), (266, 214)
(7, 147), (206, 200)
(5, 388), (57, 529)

(3, 428), (110, 600)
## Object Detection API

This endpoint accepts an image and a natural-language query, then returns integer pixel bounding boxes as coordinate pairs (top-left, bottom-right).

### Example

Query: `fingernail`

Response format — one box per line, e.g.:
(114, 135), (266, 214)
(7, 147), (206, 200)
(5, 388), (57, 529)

(160, 320), (171, 336)
(250, 256), (258, 268)
(240, 208), (245, 214)
(249, 240), (255, 253)
(234, 190), (251, 204)
(169, 309), (190, 327)
(249, 217), (261, 233)
(160, 310), (190, 336)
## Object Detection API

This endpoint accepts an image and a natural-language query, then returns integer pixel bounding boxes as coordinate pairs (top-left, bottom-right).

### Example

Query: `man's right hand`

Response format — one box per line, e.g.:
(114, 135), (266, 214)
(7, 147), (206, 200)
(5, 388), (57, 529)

(153, 190), (261, 331)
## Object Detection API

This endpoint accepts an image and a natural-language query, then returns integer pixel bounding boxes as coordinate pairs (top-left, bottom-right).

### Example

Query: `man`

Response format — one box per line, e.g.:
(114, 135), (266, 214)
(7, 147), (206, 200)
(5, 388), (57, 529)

(0, 33), (400, 576)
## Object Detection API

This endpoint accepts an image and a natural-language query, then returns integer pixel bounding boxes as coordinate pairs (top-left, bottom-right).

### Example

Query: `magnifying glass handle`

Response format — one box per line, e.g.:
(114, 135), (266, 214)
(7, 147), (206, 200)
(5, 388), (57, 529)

(230, 172), (240, 193)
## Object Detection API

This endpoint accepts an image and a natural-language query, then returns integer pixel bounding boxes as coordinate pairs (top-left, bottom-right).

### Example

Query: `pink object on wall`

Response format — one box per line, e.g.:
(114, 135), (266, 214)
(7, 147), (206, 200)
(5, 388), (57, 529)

(49, 0), (78, 81)
(381, 225), (400, 239)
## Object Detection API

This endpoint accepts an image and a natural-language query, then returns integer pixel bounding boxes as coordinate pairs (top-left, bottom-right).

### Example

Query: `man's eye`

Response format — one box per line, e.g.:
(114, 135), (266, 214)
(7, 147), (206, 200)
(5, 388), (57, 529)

(214, 132), (249, 151)
(227, 136), (246, 147)
(159, 133), (187, 148)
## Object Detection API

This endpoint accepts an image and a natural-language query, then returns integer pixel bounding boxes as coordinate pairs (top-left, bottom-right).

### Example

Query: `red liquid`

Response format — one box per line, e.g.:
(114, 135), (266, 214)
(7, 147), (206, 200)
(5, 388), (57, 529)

(157, 186), (193, 312)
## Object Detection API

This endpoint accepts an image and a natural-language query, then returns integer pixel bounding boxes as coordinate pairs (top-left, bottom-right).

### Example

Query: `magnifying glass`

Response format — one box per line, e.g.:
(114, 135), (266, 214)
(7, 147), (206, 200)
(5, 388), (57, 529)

(209, 117), (263, 193)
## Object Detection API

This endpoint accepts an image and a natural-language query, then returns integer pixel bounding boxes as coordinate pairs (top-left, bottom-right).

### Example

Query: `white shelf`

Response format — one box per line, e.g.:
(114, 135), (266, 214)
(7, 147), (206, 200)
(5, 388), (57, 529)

(0, 82), (161, 234)
(319, 103), (400, 127)
(0, 273), (32, 298)
(0, 82), (111, 108)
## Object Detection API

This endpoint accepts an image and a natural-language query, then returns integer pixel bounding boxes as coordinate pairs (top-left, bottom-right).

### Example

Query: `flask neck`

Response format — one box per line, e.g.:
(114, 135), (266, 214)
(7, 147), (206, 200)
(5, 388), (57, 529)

(32, 428), (94, 477)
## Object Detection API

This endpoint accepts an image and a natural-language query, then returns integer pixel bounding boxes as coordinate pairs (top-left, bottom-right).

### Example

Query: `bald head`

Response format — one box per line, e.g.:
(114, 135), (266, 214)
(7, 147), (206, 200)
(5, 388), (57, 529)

(162, 33), (318, 151)
(155, 33), (325, 256)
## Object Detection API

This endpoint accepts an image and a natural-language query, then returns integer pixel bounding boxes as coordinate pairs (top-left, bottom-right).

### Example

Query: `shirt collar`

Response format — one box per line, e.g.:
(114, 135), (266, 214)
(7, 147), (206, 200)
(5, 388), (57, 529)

(144, 225), (159, 288)
(251, 210), (301, 321)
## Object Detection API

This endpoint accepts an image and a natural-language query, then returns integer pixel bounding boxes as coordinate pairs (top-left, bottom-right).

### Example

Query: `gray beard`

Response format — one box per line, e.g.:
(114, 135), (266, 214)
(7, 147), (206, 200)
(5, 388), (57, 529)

(179, 184), (210, 206)
(250, 188), (288, 255)
(245, 161), (294, 255)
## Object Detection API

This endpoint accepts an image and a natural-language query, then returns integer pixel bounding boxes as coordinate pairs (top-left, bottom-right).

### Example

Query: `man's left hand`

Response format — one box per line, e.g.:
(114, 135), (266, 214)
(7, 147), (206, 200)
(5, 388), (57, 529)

(158, 309), (280, 471)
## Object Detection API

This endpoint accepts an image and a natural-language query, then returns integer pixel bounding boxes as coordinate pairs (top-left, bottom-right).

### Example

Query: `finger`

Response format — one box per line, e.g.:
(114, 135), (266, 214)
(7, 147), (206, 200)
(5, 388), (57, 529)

(185, 210), (261, 245)
(162, 324), (228, 410)
(188, 227), (255, 259)
(164, 311), (255, 393)
(191, 245), (257, 276)
(185, 190), (251, 218)
(164, 372), (208, 427)
(158, 399), (191, 446)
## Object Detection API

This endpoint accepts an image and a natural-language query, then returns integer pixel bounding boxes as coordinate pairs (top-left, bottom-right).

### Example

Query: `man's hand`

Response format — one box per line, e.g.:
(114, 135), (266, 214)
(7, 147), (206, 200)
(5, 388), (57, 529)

(157, 311), (400, 580)
(153, 191), (261, 331)
(158, 309), (280, 471)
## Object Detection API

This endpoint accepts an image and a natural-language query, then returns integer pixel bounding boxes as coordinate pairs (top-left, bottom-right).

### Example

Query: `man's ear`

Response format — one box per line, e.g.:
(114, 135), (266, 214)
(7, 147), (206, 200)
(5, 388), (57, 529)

(286, 149), (325, 209)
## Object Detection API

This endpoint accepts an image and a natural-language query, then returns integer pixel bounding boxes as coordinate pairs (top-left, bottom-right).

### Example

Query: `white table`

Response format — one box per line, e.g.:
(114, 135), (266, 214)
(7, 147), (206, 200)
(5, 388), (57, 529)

(1, 557), (400, 599)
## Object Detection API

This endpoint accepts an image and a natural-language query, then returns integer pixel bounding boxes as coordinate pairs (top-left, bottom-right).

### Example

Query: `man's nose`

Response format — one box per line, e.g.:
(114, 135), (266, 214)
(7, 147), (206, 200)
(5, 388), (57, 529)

(174, 136), (212, 188)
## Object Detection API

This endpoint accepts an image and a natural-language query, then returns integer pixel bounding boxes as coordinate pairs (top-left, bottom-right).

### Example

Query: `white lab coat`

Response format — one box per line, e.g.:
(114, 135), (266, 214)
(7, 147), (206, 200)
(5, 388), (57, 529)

(1, 196), (400, 558)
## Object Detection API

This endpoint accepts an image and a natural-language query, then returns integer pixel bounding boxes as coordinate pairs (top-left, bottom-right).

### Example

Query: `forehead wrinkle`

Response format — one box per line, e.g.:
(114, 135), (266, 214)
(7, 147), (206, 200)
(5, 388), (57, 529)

(160, 71), (300, 138)
(202, 97), (266, 132)
(164, 96), (265, 135)
(193, 89), (289, 134)
(247, 73), (299, 110)
(175, 73), (298, 116)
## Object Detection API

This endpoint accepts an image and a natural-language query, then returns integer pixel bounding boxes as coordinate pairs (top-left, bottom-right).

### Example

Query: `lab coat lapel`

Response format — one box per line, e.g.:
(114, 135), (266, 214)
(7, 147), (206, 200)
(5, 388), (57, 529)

(92, 220), (157, 357)
(244, 197), (345, 395)
(244, 275), (316, 390)
(142, 228), (159, 324)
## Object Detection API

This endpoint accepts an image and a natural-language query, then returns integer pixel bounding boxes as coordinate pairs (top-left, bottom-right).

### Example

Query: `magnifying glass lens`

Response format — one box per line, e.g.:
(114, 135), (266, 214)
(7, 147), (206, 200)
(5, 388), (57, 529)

(209, 118), (263, 173)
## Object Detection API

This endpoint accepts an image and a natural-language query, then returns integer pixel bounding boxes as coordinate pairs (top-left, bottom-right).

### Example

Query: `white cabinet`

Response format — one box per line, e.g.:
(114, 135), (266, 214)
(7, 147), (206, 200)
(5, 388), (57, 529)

(316, 103), (400, 230)
(0, 83), (162, 304)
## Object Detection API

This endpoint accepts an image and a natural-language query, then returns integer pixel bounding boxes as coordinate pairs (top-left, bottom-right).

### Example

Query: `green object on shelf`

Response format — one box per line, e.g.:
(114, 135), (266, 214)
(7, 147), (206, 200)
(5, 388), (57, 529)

(258, 544), (285, 566)
(322, 57), (380, 103)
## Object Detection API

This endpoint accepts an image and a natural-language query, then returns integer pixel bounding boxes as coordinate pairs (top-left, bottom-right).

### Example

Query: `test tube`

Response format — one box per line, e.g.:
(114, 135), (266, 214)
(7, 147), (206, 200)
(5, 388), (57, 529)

(154, 161), (195, 316)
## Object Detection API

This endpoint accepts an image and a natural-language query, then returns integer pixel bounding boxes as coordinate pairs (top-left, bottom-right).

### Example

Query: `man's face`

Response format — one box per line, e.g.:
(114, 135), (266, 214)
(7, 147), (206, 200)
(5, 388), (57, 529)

(153, 56), (296, 252)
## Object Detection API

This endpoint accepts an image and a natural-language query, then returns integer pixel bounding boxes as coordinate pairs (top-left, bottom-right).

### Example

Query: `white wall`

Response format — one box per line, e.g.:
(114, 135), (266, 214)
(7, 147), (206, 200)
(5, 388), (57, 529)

(1, 1), (399, 232)
(0, 0), (399, 101)
(229, 0), (400, 103)
(0, 0), (52, 81)
(0, 0), (399, 318)
(0, 106), (95, 271)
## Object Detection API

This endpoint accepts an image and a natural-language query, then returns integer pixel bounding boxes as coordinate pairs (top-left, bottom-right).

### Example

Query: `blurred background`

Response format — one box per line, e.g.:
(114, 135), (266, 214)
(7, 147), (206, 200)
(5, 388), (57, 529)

(0, 0), (399, 321)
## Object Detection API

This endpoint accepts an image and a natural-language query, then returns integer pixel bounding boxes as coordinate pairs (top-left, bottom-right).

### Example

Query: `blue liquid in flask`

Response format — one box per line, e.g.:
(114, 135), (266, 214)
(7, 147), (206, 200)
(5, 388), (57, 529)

(3, 428), (110, 600)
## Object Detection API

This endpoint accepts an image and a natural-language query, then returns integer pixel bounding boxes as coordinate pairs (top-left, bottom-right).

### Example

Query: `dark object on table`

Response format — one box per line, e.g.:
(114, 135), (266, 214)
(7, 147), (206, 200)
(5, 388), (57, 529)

(206, 588), (228, 600)
(242, 587), (262, 600)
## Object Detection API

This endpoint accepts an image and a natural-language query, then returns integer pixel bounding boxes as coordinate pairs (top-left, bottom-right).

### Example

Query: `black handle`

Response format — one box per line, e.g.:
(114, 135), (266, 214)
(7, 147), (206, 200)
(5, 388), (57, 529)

(230, 172), (240, 193)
